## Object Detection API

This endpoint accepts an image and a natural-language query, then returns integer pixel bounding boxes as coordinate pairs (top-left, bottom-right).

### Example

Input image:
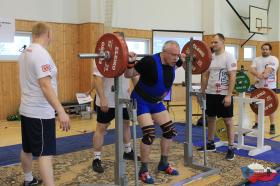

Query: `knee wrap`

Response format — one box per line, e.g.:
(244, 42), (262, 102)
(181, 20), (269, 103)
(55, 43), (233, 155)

(160, 121), (177, 139)
(141, 125), (156, 145)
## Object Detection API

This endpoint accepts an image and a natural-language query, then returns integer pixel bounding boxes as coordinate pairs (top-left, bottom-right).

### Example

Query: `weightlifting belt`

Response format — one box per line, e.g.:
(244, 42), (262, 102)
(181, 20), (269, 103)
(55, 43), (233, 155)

(134, 84), (163, 103)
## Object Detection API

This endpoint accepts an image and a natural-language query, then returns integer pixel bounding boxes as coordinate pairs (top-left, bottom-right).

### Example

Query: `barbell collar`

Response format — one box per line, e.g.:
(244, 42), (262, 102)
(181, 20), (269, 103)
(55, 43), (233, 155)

(78, 51), (110, 59)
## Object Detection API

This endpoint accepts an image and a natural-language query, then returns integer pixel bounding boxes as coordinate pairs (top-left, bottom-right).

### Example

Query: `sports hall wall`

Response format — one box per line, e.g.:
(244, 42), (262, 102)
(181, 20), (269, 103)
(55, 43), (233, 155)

(0, 20), (152, 120)
(0, 0), (280, 120)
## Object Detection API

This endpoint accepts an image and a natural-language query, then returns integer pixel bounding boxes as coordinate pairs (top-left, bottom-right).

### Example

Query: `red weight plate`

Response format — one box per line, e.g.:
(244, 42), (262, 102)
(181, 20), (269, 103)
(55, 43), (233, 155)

(95, 33), (129, 78)
(181, 40), (212, 74)
(250, 88), (278, 116)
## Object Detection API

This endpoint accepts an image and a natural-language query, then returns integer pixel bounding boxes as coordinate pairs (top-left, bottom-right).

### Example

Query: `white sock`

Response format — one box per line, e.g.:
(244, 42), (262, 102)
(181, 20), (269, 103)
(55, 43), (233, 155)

(94, 151), (101, 160)
(24, 171), (33, 182)
(124, 143), (132, 153)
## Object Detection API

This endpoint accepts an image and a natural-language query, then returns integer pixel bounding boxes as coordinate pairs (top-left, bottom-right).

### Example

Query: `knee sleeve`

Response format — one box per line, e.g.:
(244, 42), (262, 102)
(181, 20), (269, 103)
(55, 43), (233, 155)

(141, 125), (156, 145)
(160, 121), (177, 139)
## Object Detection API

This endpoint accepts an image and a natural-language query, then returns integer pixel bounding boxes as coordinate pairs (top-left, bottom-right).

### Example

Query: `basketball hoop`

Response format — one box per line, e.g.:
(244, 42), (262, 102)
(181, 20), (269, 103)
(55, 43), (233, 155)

(256, 27), (272, 34)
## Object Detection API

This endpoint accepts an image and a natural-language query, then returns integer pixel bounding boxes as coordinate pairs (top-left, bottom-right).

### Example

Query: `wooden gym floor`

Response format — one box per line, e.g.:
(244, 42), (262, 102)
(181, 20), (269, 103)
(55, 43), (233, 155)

(0, 96), (280, 185)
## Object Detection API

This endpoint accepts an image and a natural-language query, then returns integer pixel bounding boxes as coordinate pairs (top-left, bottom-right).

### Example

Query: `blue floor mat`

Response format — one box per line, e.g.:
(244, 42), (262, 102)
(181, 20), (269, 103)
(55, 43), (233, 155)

(0, 125), (143, 166)
(181, 124), (280, 165)
(1, 122), (280, 170)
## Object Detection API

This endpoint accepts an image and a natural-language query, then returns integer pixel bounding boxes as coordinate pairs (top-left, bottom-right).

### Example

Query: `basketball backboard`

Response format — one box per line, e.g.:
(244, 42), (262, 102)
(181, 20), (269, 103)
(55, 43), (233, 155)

(226, 0), (271, 34)
(249, 5), (270, 34)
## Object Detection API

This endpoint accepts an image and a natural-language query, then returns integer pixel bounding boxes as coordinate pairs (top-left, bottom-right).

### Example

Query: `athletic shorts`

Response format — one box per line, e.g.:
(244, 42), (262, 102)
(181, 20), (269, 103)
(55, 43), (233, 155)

(96, 106), (129, 124)
(21, 115), (56, 157)
(131, 91), (166, 116)
(205, 94), (233, 118)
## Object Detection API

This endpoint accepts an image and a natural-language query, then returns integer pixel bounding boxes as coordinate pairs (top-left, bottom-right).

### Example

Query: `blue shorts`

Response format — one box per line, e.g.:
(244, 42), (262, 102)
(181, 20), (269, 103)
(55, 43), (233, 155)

(131, 91), (166, 116)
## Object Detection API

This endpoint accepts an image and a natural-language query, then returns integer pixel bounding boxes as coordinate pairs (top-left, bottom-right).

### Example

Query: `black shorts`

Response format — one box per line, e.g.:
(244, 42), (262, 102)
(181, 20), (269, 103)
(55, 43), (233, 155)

(21, 115), (56, 157)
(96, 106), (130, 124)
(206, 94), (234, 118)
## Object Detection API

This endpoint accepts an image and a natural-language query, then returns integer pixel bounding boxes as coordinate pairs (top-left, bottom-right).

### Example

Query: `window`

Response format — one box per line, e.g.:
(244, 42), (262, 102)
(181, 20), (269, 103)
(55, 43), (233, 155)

(152, 30), (203, 84)
(225, 44), (239, 60)
(152, 30), (202, 54)
(243, 45), (256, 61)
(125, 38), (150, 55)
(0, 32), (32, 61)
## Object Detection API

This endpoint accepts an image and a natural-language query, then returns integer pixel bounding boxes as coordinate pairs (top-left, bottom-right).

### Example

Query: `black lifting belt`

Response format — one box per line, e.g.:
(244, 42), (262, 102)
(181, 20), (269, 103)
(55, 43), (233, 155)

(135, 84), (164, 103)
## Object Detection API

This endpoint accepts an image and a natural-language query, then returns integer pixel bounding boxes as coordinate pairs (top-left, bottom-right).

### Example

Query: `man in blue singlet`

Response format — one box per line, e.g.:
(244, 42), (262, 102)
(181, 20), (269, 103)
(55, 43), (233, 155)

(125, 40), (186, 184)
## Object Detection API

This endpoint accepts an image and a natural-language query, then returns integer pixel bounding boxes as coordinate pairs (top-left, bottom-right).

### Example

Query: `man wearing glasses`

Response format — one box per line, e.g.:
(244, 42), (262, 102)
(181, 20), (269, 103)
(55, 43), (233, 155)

(125, 40), (185, 184)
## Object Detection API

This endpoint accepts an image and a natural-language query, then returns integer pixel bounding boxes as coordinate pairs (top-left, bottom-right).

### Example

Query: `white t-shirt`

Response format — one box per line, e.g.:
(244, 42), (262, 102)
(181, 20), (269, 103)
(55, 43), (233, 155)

(251, 55), (279, 89)
(206, 51), (237, 95)
(19, 43), (58, 119)
(93, 62), (130, 108)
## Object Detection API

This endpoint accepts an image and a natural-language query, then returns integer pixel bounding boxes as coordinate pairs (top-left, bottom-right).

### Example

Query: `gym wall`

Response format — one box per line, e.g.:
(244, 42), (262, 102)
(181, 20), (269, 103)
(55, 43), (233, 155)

(0, 20), (152, 120)
(1, 0), (280, 120)
(2, 24), (279, 120)
(0, 20), (80, 120)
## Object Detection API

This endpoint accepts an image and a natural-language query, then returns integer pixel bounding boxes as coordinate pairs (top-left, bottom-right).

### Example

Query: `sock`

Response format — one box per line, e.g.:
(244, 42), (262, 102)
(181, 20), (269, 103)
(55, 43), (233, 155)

(124, 143), (132, 153)
(94, 151), (101, 160)
(24, 171), (33, 182)
(228, 145), (234, 150)
(208, 139), (214, 144)
(255, 122), (258, 126)
(159, 155), (168, 165)
(140, 162), (148, 173)
(271, 124), (275, 127)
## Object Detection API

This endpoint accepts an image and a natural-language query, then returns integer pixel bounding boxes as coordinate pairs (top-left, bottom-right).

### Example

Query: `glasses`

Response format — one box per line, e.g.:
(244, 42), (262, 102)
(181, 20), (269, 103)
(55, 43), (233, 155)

(164, 51), (180, 58)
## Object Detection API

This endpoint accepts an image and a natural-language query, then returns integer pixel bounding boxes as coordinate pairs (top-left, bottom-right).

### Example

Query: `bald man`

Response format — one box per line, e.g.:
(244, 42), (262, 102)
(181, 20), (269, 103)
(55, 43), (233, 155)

(19, 22), (70, 186)
(126, 40), (186, 184)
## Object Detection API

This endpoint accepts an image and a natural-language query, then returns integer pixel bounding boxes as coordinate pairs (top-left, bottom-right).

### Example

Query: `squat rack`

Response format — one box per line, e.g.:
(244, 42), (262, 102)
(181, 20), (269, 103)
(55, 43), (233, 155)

(182, 38), (219, 184)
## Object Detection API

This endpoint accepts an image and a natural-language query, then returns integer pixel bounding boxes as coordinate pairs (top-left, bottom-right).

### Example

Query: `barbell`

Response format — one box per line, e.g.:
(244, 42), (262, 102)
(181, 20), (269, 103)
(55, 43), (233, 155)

(80, 33), (278, 114)
(78, 33), (212, 78)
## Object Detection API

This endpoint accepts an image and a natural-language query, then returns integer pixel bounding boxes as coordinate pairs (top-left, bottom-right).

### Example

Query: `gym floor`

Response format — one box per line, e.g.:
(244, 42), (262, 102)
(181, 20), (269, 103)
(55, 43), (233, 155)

(0, 96), (279, 185)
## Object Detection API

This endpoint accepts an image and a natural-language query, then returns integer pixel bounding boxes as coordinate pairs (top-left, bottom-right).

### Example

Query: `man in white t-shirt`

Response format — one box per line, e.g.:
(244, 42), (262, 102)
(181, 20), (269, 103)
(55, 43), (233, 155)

(200, 33), (237, 161)
(19, 23), (70, 186)
(90, 32), (139, 173)
(250, 43), (279, 134)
